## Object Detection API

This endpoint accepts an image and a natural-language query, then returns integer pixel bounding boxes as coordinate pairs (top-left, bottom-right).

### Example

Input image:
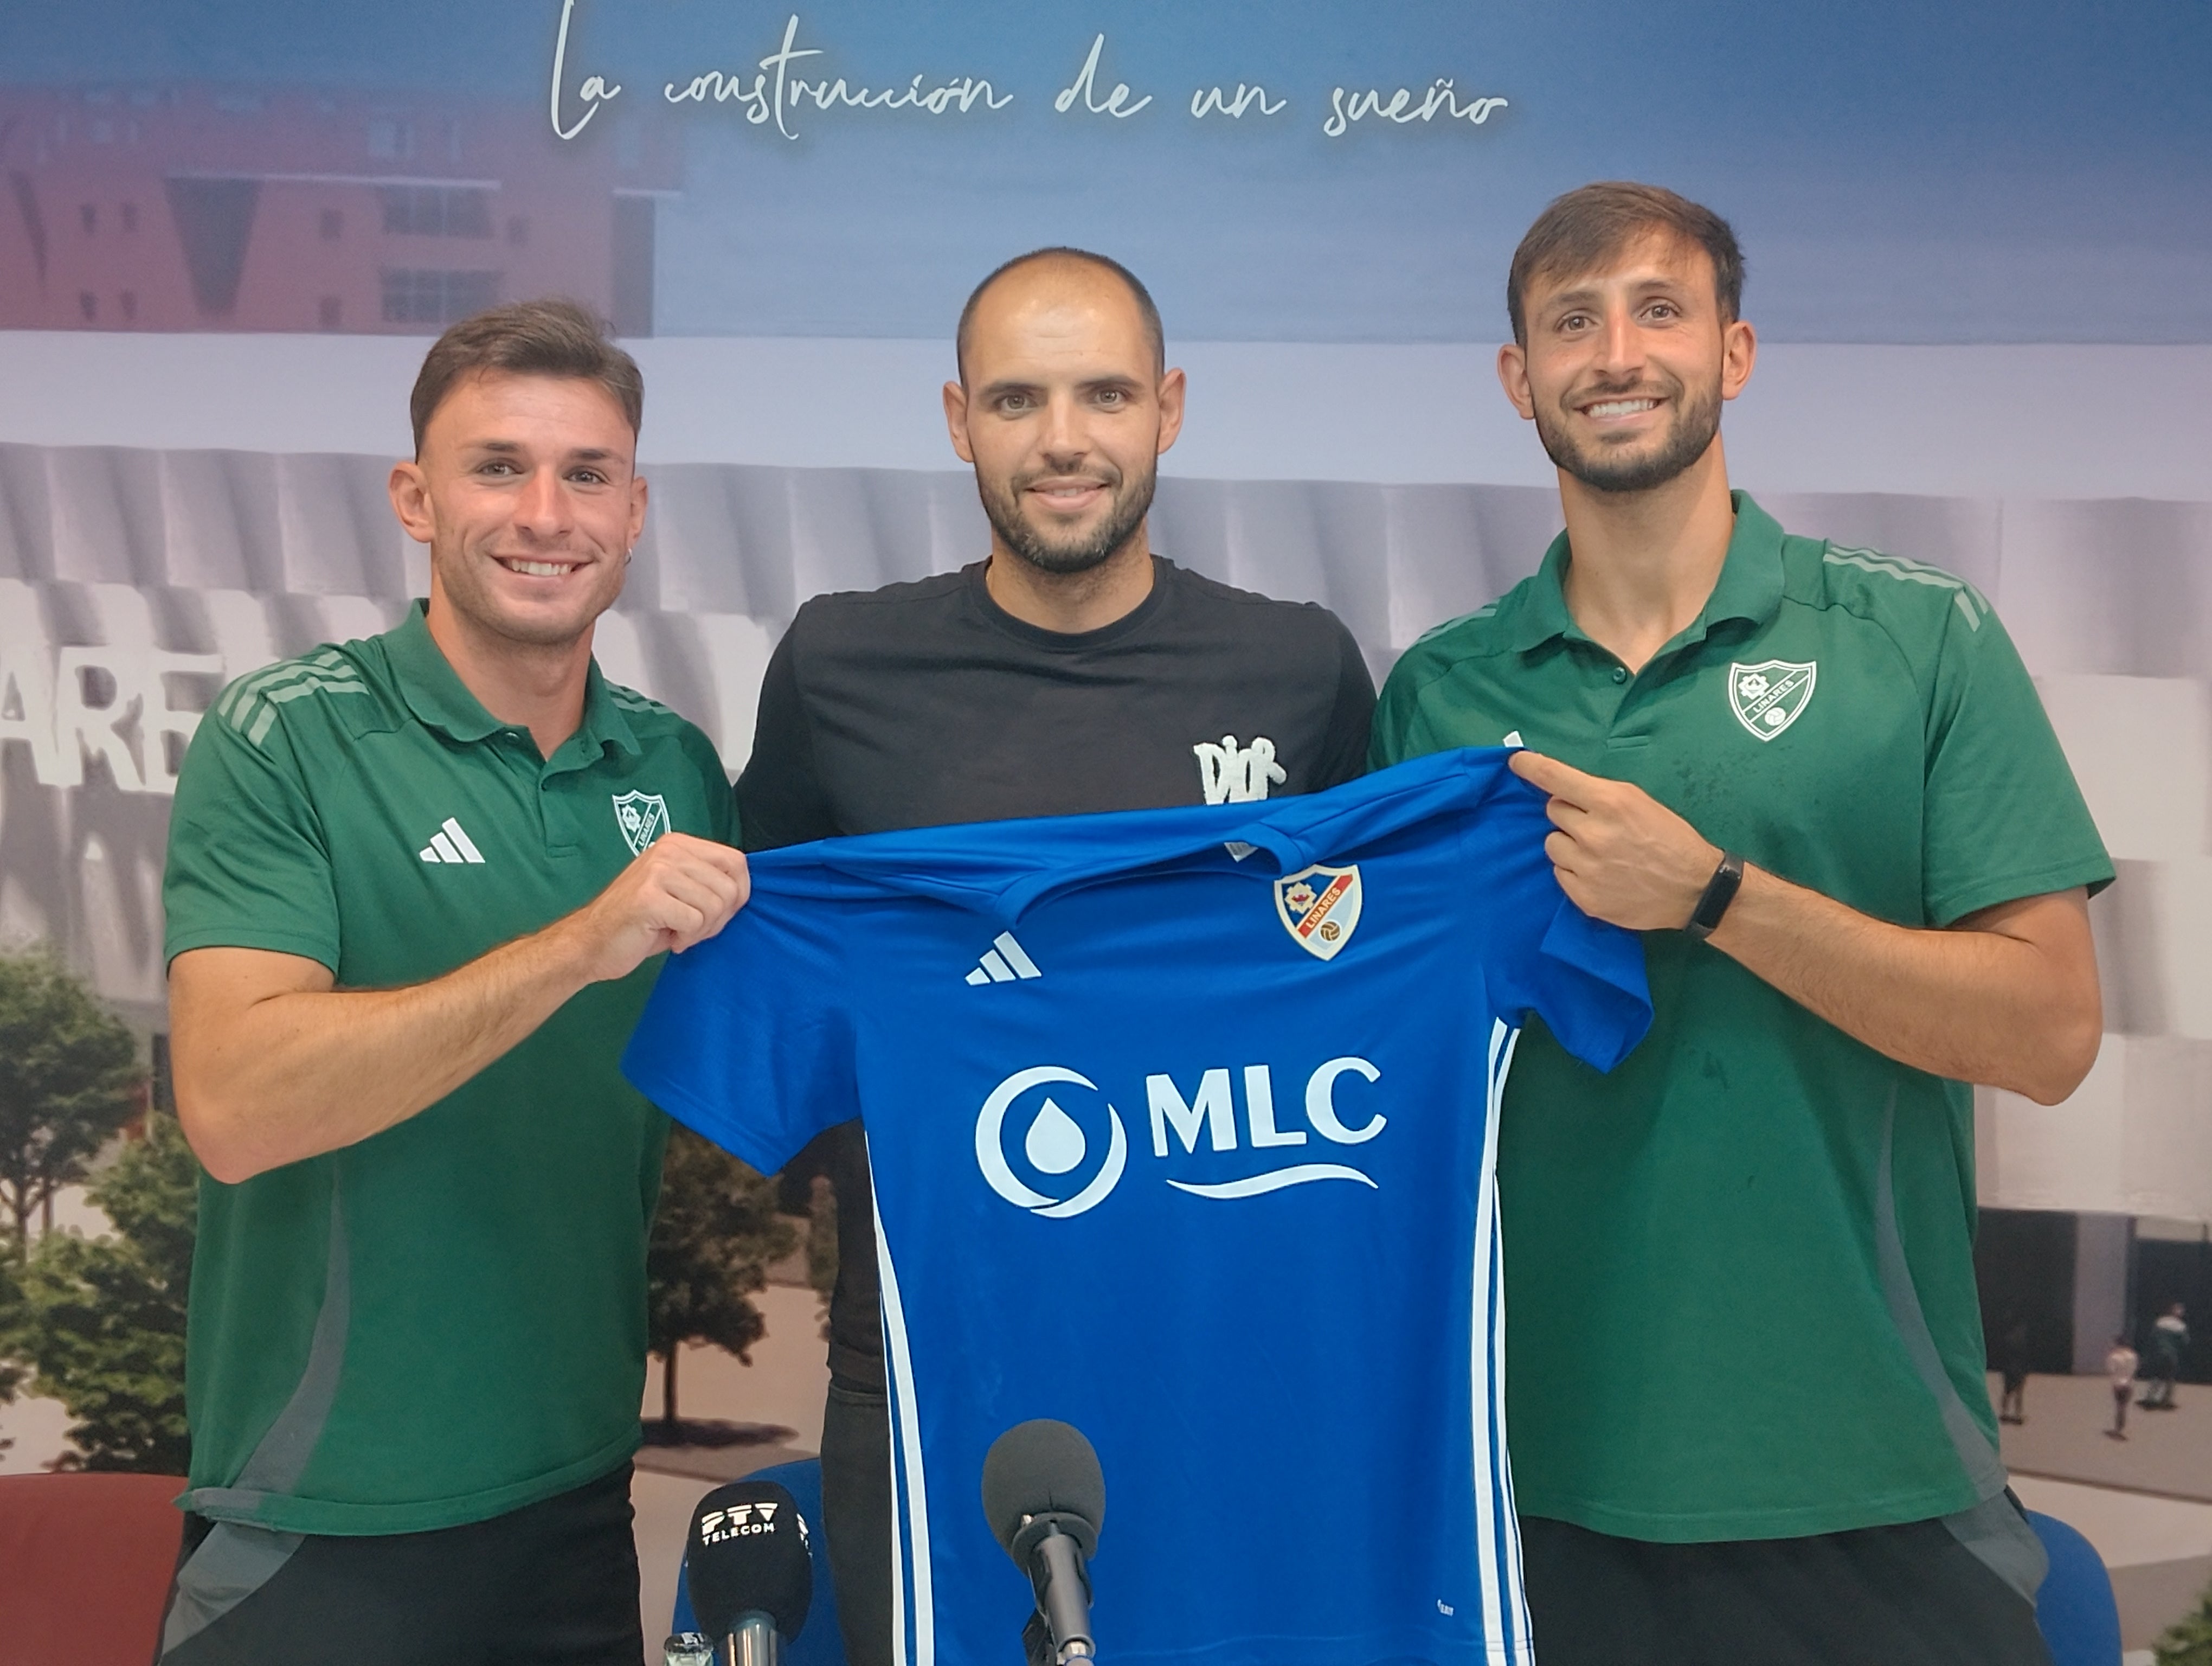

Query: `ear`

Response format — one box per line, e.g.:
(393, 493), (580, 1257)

(1720, 317), (1758, 402)
(1496, 342), (1535, 421)
(943, 380), (975, 465)
(388, 459), (435, 544)
(626, 470), (649, 552)
(1154, 366), (1187, 455)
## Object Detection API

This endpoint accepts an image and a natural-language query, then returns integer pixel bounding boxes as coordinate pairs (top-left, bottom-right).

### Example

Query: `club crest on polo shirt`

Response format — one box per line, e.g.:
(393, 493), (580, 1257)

(1727, 660), (1817, 741)
(1275, 864), (1362, 960)
(612, 791), (671, 855)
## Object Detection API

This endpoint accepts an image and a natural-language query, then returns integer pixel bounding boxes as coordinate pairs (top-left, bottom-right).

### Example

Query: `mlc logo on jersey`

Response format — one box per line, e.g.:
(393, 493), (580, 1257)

(1727, 661), (1817, 741)
(975, 1058), (1386, 1215)
(612, 791), (671, 855)
(974, 1067), (1130, 1218)
(1275, 864), (1362, 960)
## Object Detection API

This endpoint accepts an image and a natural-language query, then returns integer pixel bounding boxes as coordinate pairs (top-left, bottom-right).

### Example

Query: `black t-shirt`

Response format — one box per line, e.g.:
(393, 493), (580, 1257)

(736, 556), (1376, 1388)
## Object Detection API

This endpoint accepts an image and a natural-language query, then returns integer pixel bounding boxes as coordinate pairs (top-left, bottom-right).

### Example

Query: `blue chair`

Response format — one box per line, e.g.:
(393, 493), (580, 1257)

(2027, 1510), (2121, 1666)
(671, 1458), (847, 1666)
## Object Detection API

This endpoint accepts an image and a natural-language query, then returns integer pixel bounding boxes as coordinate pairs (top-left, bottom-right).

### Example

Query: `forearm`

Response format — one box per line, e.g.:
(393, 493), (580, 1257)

(1706, 867), (2100, 1103)
(173, 921), (597, 1183)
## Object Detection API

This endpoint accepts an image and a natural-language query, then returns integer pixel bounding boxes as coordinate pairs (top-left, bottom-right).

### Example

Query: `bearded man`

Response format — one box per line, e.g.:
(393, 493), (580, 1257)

(1373, 182), (2111, 1666)
(734, 246), (1374, 1666)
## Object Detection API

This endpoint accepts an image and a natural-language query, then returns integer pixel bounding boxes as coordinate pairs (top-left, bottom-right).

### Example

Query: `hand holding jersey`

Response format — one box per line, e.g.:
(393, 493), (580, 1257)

(1504, 747), (2099, 1102)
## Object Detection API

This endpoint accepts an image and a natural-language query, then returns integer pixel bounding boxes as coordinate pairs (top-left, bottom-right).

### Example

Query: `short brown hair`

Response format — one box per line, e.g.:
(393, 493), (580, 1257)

(408, 298), (643, 455)
(1506, 182), (1744, 346)
(956, 247), (1165, 383)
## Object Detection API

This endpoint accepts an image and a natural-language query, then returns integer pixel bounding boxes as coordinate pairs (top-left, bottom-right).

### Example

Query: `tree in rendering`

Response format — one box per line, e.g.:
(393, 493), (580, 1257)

(0, 950), (144, 1258)
(646, 1127), (798, 1432)
(17, 1109), (198, 1472)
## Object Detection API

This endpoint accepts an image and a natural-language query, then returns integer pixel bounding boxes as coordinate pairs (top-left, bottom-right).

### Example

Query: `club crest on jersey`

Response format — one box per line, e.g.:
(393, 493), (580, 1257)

(1727, 660), (1817, 741)
(1274, 864), (1362, 961)
(612, 791), (671, 855)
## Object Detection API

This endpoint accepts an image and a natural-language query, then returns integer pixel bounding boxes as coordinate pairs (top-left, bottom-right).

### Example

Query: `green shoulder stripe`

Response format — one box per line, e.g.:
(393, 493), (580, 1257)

(214, 647), (352, 725)
(1408, 600), (1501, 651)
(605, 683), (675, 719)
(226, 663), (373, 748)
(1821, 546), (1984, 632)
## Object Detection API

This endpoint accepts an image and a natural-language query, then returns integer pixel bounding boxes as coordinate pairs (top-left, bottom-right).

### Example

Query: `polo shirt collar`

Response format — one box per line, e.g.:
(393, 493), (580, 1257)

(384, 601), (641, 759)
(1508, 490), (1789, 655)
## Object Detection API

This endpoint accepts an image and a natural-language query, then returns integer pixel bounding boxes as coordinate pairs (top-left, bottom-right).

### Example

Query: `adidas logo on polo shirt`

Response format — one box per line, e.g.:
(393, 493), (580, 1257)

(964, 932), (1041, 985)
(417, 817), (486, 865)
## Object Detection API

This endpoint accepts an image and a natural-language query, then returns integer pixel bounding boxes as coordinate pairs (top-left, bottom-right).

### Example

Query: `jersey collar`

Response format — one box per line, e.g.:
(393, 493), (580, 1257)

(383, 601), (641, 761)
(1508, 490), (1789, 656)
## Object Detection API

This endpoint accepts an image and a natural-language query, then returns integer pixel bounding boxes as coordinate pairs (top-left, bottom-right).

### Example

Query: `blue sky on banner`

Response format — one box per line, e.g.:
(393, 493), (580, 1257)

(6, 0), (2209, 343)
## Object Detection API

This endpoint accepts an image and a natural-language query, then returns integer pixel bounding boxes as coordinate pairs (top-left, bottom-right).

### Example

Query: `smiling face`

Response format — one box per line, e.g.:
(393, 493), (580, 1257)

(1500, 228), (1755, 496)
(945, 259), (1184, 576)
(391, 369), (646, 651)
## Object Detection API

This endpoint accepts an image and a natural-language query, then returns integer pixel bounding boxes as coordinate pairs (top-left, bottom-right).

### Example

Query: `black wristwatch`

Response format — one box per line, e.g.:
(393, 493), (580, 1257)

(1684, 850), (1745, 940)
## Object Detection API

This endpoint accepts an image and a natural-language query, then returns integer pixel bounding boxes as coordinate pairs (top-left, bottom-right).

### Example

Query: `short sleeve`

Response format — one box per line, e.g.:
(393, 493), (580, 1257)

(1920, 600), (2113, 925)
(162, 698), (341, 971)
(621, 875), (858, 1175)
(1463, 773), (1652, 1073)
(1526, 901), (1654, 1073)
(677, 723), (738, 847)
(735, 621), (839, 853)
(1313, 617), (1379, 790)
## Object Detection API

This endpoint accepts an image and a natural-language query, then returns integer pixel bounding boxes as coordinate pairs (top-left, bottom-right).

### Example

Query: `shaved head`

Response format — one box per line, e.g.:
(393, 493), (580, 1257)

(957, 247), (1165, 385)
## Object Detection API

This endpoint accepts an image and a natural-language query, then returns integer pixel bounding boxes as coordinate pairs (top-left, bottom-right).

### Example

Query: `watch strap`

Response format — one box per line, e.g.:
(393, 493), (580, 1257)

(1684, 850), (1745, 940)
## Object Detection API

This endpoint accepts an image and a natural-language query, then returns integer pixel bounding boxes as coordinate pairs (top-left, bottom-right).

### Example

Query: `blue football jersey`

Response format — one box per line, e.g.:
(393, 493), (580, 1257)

(625, 747), (1650, 1666)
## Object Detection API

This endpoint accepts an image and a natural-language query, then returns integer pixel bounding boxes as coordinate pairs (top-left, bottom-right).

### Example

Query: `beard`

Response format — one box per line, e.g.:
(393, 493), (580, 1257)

(978, 459), (1158, 576)
(1534, 370), (1723, 496)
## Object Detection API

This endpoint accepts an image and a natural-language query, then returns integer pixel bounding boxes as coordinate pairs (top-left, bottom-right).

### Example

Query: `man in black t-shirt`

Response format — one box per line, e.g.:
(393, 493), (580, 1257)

(737, 247), (1374, 1666)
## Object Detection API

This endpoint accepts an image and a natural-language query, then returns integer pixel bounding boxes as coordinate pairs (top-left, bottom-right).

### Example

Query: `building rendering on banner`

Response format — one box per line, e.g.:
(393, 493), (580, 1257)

(0, 85), (675, 335)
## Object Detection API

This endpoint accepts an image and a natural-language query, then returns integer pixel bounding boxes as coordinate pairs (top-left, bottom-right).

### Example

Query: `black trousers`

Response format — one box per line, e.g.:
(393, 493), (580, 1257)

(157, 1462), (642, 1666)
(1519, 1511), (2055, 1666)
(820, 1382), (896, 1666)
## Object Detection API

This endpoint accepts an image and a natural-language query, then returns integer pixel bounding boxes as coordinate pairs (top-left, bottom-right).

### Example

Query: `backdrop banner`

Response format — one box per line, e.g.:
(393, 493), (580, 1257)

(1, 0), (2210, 1225)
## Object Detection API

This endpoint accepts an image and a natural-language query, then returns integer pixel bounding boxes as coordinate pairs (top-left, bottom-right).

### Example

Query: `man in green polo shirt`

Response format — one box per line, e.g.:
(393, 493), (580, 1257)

(1373, 183), (2110, 1665)
(158, 299), (749, 1662)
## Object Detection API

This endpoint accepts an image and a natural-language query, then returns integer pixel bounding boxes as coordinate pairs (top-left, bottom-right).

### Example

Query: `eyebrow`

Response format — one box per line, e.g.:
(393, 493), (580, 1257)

(978, 374), (1143, 400)
(462, 440), (621, 464)
(1544, 274), (1695, 312)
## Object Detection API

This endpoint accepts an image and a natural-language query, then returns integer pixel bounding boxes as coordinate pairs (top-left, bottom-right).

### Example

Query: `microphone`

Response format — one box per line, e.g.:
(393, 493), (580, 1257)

(685, 1479), (814, 1666)
(981, 1420), (1107, 1666)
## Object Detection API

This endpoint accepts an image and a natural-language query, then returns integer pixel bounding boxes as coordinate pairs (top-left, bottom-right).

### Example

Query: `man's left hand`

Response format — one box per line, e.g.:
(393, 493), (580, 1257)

(1508, 749), (1719, 931)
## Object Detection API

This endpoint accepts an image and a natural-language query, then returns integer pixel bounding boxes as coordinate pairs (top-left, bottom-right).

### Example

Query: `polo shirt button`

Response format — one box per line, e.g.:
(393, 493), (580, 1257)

(1611, 667), (1627, 683)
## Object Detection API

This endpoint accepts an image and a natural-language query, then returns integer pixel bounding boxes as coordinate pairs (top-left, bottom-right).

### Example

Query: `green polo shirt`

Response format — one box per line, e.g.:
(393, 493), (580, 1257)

(1372, 493), (2112, 1542)
(163, 603), (734, 1536)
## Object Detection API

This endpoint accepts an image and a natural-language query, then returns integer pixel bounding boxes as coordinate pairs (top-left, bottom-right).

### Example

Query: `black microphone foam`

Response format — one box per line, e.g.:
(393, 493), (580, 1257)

(686, 1479), (813, 1642)
(981, 1419), (1105, 1564)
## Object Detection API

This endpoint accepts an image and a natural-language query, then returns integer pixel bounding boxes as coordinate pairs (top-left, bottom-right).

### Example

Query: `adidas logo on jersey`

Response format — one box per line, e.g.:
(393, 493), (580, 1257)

(417, 817), (486, 865)
(965, 932), (1041, 986)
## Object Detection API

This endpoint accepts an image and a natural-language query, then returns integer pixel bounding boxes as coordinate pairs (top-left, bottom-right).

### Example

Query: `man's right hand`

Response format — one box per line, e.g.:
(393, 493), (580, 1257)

(557, 833), (752, 985)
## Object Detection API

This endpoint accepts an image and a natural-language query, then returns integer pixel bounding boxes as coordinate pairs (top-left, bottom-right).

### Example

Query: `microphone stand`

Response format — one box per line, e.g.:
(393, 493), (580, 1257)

(722, 1612), (783, 1666)
(1025, 1523), (1096, 1664)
